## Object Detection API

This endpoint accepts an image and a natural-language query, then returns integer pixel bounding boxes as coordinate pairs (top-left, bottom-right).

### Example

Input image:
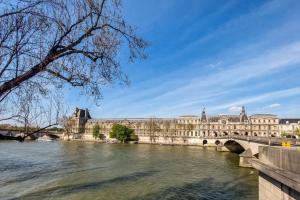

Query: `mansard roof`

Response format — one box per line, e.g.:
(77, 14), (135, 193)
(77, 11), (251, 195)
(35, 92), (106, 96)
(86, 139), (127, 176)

(73, 108), (91, 119)
(201, 108), (207, 122)
(279, 119), (300, 124)
(209, 116), (220, 122)
(219, 115), (240, 122)
(75, 107), (281, 123)
(88, 118), (175, 123)
(251, 114), (277, 118)
(228, 116), (241, 122)
(240, 106), (248, 122)
(179, 115), (198, 118)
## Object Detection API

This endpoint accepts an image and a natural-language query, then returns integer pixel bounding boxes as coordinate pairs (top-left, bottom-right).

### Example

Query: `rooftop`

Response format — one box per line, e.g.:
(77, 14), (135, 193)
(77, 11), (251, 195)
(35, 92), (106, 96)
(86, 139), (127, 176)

(279, 119), (300, 124)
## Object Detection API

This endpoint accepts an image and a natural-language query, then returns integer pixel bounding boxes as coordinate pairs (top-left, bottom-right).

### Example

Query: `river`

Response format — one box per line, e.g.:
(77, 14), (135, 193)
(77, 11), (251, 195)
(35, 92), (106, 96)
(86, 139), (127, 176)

(0, 141), (258, 200)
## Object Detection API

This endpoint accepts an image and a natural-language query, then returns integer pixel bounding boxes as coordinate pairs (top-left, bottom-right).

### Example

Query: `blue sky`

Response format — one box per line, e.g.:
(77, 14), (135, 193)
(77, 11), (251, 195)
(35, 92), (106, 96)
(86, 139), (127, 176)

(66, 0), (300, 118)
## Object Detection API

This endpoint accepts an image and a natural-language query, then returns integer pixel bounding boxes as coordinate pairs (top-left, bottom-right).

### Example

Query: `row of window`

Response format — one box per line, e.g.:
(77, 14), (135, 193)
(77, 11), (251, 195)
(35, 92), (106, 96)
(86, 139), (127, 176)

(177, 119), (278, 124)
(252, 119), (277, 123)
(136, 131), (278, 137)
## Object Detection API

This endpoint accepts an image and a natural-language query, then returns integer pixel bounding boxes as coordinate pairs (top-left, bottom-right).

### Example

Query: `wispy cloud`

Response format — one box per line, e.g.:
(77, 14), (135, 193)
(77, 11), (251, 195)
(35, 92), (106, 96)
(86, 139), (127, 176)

(86, 0), (300, 118)
(267, 103), (281, 108)
(210, 87), (300, 112)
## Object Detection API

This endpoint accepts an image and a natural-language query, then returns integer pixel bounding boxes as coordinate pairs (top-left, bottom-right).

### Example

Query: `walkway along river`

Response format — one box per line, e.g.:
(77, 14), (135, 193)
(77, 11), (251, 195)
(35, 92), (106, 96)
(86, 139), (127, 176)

(0, 141), (258, 200)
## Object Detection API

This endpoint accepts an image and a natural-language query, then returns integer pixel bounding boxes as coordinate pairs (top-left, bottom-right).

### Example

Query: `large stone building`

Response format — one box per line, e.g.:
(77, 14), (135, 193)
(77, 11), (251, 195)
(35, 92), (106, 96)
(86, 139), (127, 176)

(279, 118), (300, 137)
(69, 107), (281, 143)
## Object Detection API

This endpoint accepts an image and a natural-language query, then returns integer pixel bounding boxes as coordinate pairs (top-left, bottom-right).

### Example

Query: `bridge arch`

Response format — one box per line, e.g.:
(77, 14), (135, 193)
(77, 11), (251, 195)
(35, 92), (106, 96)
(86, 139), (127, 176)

(224, 140), (245, 154)
(215, 140), (221, 145)
(47, 133), (60, 139)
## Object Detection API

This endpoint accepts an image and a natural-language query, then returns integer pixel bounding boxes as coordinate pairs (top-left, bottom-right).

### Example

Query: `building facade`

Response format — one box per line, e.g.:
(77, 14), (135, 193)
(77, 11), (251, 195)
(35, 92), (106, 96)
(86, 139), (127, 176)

(69, 107), (281, 142)
(279, 119), (300, 137)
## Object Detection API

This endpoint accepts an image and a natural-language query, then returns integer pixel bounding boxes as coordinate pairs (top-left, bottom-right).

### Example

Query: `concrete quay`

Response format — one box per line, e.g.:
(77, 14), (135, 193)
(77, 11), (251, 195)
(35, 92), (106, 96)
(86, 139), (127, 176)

(252, 146), (300, 200)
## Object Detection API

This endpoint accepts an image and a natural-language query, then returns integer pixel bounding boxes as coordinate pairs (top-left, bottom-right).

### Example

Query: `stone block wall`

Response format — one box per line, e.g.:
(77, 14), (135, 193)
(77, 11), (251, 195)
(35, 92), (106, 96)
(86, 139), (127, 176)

(259, 172), (300, 200)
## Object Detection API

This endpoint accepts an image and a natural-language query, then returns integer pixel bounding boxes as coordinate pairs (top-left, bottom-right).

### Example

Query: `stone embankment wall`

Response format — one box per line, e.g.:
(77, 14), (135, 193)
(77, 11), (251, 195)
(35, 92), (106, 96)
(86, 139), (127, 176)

(253, 146), (300, 200)
(138, 136), (219, 146)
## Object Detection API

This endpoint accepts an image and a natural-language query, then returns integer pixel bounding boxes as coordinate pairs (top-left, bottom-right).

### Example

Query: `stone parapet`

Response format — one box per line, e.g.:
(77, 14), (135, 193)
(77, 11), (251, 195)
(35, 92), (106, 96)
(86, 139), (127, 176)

(258, 146), (300, 174)
(252, 146), (300, 200)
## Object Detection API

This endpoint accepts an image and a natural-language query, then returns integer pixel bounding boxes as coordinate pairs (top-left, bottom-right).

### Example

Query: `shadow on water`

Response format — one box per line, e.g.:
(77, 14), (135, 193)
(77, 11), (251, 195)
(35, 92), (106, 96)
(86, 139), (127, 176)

(8, 170), (158, 200)
(1, 165), (106, 186)
(130, 176), (257, 200)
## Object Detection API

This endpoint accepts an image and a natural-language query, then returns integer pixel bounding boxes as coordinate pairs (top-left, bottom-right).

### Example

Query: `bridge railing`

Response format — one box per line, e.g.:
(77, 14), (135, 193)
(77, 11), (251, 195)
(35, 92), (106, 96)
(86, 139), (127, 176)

(231, 135), (299, 145)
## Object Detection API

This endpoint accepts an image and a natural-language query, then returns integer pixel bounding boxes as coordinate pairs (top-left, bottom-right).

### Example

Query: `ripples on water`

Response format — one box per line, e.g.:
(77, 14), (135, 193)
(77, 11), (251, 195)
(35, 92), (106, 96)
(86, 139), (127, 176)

(0, 141), (258, 200)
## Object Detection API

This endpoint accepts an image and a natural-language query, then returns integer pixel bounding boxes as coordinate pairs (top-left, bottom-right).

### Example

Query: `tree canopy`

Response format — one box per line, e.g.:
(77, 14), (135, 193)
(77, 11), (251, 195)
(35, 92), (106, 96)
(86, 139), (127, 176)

(109, 123), (136, 143)
(0, 0), (147, 101)
(295, 128), (300, 137)
(0, 0), (147, 140)
(92, 124), (100, 139)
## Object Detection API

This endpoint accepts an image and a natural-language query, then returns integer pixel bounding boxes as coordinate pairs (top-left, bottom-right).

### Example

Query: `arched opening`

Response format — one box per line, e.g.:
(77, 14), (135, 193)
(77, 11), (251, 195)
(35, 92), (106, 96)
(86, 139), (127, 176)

(254, 133), (257, 136)
(203, 140), (207, 145)
(214, 132), (218, 137)
(47, 133), (60, 139)
(224, 140), (245, 154)
(215, 140), (221, 145)
(245, 132), (248, 136)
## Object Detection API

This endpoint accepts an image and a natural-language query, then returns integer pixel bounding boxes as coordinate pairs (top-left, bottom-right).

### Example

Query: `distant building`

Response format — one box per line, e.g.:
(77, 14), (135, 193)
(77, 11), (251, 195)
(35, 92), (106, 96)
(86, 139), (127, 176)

(279, 119), (300, 137)
(70, 108), (91, 138)
(68, 106), (281, 142)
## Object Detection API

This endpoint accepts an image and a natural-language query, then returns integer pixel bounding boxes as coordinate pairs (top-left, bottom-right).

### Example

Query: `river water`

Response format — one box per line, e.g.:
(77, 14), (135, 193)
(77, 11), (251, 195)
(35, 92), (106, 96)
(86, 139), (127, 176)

(0, 141), (258, 200)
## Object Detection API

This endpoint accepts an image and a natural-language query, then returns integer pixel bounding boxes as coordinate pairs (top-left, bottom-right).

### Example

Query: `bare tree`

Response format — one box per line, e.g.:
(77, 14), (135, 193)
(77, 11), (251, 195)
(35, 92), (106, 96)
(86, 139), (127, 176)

(0, 83), (64, 142)
(0, 0), (147, 103)
(163, 121), (171, 133)
(61, 116), (74, 140)
(162, 120), (170, 140)
(145, 118), (161, 143)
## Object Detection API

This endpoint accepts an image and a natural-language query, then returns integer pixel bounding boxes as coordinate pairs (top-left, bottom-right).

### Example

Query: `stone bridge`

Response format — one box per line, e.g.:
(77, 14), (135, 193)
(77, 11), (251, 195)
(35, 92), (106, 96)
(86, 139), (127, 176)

(139, 135), (300, 168)
(0, 129), (63, 140)
(202, 135), (299, 167)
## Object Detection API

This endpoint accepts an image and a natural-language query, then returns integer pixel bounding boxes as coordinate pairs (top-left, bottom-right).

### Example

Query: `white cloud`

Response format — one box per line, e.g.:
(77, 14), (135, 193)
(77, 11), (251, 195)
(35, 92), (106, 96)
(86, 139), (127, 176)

(91, 0), (300, 118)
(148, 40), (300, 103)
(267, 103), (281, 108)
(211, 87), (300, 112)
